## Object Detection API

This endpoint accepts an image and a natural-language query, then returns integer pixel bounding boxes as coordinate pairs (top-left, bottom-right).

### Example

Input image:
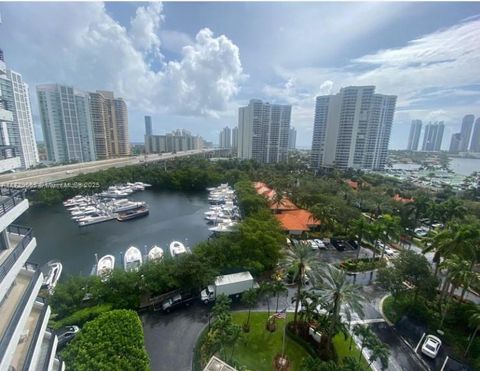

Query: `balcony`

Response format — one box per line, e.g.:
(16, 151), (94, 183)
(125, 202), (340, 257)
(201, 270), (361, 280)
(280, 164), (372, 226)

(0, 226), (36, 297)
(36, 329), (58, 371)
(0, 189), (29, 230)
(9, 298), (50, 371)
(0, 267), (43, 369)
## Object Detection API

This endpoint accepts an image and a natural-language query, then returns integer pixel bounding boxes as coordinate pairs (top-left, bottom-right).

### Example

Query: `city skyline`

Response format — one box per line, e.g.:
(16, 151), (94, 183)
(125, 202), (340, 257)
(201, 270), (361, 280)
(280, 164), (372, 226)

(0, 3), (479, 149)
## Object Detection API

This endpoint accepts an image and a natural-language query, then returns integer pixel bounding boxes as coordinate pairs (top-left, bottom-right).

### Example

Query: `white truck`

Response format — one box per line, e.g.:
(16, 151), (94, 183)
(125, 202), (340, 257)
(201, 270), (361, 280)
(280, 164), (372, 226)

(201, 271), (256, 304)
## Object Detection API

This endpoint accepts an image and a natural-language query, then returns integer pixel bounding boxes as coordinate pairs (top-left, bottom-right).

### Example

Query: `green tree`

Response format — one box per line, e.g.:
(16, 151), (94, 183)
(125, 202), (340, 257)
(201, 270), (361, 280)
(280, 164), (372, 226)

(353, 324), (375, 357)
(465, 304), (480, 357)
(368, 341), (390, 370)
(315, 265), (366, 354)
(271, 280), (288, 312)
(281, 240), (320, 330)
(241, 288), (259, 332)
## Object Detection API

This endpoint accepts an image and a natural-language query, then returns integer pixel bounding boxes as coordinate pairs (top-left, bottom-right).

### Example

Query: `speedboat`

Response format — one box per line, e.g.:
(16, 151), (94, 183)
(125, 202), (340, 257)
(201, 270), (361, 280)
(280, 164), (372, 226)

(78, 214), (114, 227)
(169, 241), (188, 258)
(97, 255), (115, 279)
(112, 200), (146, 213)
(124, 246), (143, 272)
(42, 261), (63, 294)
(148, 245), (164, 261)
(116, 207), (149, 221)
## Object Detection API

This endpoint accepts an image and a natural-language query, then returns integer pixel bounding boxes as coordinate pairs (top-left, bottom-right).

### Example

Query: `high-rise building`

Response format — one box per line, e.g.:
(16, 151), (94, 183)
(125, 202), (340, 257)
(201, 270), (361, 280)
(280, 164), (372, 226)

(37, 84), (96, 163)
(459, 114), (474, 152)
(0, 184), (63, 369)
(449, 133), (462, 153)
(470, 118), (480, 153)
(145, 115), (152, 136)
(407, 120), (422, 151)
(92, 90), (129, 158)
(421, 121), (444, 152)
(238, 99), (291, 163)
(288, 127), (297, 150)
(232, 126), (238, 154)
(219, 126), (231, 149)
(311, 86), (396, 170)
(0, 56), (39, 169)
(145, 128), (205, 154)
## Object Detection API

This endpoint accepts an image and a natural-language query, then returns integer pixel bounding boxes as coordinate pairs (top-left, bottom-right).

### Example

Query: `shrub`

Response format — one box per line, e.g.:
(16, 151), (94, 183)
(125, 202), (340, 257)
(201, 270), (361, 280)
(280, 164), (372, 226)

(50, 303), (112, 330)
(62, 309), (150, 370)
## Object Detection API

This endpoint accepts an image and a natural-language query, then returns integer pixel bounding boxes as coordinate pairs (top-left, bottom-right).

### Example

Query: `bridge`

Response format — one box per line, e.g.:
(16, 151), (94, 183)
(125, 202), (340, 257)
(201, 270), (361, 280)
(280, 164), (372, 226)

(0, 149), (231, 187)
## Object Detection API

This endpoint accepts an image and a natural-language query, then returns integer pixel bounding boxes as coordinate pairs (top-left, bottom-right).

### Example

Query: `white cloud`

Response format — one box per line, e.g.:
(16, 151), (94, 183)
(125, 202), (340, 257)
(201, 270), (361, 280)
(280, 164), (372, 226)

(160, 30), (193, 54)
(0, 2), (243, 117)
(129, 2), (164, 57)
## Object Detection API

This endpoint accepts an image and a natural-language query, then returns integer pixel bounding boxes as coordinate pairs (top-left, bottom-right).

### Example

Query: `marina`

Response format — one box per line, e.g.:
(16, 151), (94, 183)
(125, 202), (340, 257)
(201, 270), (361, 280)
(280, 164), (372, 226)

(204, 184), (241, 234)
(63, 182), (151, 227)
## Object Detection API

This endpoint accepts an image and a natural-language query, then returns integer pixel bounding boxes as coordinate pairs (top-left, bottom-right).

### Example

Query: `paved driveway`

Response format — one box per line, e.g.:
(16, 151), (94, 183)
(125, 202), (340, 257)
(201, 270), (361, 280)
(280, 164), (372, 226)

(142, 302), (209, 371)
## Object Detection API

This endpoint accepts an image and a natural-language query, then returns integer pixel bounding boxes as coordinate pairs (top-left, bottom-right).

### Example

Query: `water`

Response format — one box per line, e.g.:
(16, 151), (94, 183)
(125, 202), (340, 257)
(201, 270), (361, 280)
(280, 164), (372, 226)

(448, 157), (480, 176)
(16, 190), (211, 277)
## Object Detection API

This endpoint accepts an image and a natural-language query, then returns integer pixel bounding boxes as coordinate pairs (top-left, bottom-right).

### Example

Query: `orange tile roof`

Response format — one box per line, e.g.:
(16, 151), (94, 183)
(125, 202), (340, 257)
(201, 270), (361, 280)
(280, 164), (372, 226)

(345, 179), (358, 190)
(275, 209), (320, 231)
(269, 197), (299, 211)
(393, 194), (415, 203)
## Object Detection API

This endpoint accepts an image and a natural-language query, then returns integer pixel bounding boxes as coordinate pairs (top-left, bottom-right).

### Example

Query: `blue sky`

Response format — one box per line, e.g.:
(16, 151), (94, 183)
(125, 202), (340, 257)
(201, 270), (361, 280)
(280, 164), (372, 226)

(1, 2), (479, 149)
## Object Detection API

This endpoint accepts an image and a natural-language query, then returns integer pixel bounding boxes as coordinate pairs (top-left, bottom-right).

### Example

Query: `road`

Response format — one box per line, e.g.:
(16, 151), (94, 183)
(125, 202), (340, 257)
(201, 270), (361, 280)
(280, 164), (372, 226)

(0, 149), (220, 187)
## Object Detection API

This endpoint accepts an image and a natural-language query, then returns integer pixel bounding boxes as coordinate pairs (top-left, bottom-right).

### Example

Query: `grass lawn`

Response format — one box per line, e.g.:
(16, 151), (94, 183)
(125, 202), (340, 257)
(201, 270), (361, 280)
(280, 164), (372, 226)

(230, 312), (310, 371)
(333, 333), (371, 369)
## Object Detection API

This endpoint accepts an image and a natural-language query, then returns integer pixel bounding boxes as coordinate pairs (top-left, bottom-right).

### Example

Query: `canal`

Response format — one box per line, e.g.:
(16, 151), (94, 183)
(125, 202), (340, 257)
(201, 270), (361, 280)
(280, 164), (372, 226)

(16, 190), (211, 276)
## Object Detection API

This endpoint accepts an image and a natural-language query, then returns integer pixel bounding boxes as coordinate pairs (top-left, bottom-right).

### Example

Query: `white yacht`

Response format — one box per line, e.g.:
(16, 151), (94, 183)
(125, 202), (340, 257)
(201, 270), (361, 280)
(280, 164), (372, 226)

(111, 200), (146, 213)
(148, 245), (164, 262)
(169, 241), (188, 258)
(124, 246), (143, 271)
(97, 255), (115, 278)
(78, 214), (115, 227)
(42, 261), (63, 294)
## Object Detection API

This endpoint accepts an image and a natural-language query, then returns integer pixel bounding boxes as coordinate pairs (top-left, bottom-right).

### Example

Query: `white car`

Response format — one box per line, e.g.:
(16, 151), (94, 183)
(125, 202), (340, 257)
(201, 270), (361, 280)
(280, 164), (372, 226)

(309, 240), (319, 250)
(314, 239), (326, 249)
(421, 335), (442, 358)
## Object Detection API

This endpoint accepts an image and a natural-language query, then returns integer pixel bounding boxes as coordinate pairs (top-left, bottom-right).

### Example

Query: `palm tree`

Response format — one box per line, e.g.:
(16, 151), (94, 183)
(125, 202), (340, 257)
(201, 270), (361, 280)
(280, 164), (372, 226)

(349, 217), (370, 261)
(353, 324), (375, 357)
(241, 288), (258, 332)
(271, 280), (288, 312)
(259, 281), (274, 317)
(377, 214), (401, 260)
(465, 304), (480, 357)
(315, 264), (366, 353)
(368, 341), (390, 370)
(423, 226), (455, 278)
(281, 240), (320, 330)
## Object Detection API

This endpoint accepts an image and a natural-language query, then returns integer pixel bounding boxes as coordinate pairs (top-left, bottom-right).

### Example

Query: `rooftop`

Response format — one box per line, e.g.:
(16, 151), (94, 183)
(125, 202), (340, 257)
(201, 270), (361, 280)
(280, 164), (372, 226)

(215, 271), (253, 286)
(204, 356), (237, 371)
(275, 209), (320, 232)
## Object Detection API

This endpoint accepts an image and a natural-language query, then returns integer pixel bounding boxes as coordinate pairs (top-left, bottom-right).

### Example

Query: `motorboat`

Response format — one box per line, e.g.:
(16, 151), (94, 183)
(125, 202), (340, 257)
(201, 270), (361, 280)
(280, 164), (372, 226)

(112, 200), (146, 213)
(124, 246), (143, 272)
(97, 255), (115, 279)
(209, 221), (237, 233)
(42, 261), (63, 294)
(116, 207), (149, 221)
(169, 241), (188, 258)
(148, 245), (164, 261)
(78, 214), (115, 227)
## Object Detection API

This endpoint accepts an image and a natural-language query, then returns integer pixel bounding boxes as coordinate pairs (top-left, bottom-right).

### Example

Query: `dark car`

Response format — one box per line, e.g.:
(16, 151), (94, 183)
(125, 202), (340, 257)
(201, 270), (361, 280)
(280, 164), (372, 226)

(346, 240), (359, 250)
(57, 325), (80, 349)
(161, 292), (195, 313)
(331, 239), (346, 251)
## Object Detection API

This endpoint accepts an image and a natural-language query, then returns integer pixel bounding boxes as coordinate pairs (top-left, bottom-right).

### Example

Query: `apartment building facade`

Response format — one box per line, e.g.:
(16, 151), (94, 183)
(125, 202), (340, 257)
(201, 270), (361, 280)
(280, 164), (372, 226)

(407, 120), (422, 151)
(237, 99), (291, 163)
(0, 55), (39, 169)
(311, 86), (396, 170)
(0, 185), (62, 370)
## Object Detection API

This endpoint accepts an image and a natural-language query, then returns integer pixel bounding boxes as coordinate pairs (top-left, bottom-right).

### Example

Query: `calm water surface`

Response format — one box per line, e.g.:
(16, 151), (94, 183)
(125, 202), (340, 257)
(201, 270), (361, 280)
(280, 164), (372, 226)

(449, 157), (480, 176)
(17, 190), (211, 276)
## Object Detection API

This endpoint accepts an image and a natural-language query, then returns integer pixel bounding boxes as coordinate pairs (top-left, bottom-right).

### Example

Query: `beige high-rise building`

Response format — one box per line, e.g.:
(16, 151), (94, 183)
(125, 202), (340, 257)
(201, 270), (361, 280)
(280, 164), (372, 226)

(89, 91), (130, 159)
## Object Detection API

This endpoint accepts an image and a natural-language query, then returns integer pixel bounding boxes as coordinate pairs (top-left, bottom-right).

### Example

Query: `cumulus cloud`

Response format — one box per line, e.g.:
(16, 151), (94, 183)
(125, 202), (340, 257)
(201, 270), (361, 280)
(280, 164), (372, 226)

(129, 2), (164, 57)
(0, 2), (243, 117)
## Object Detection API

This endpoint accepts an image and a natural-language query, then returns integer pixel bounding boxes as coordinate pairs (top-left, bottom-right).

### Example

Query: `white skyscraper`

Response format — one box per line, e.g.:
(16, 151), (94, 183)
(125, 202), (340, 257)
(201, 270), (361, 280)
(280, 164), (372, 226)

(219, 126), (231, 148)
(421, 121), (444, 152)
(311, 86), (397, 170)
(288, 127), (297, 150)
(37, 84), (96, 163)
(0, 56), (39, 169)
(232, 126), (238, 154)
(407, 120), (422, 151)
(238, 99), (291, 163)
(459, 114), (474, 152)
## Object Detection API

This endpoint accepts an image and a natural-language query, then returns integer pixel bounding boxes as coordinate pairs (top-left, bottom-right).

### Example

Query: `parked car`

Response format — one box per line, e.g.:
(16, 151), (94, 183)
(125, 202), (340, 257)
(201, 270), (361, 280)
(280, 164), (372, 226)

(57, 325), (80, 349)
(421, 335), (442, 358)
(162, 292), (195, 312)
(314, 239), (327, 249)
(346, 240), (359, 250)
(309, 240), (319, 250)
(331, 239), (346, 251)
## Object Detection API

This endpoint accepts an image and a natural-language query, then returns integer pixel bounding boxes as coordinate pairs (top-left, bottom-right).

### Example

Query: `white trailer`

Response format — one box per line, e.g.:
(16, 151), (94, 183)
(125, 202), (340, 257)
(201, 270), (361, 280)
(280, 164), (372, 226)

(201, 271), (255, 303)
